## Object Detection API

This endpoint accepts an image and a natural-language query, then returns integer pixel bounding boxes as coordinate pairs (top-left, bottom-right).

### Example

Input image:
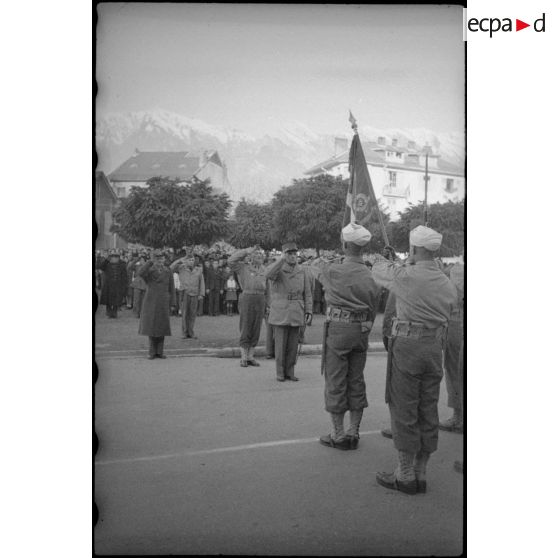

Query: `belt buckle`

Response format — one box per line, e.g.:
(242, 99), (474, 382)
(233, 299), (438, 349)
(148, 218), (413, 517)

(332, 308), (341, 320)
(340, 310), (350, 321)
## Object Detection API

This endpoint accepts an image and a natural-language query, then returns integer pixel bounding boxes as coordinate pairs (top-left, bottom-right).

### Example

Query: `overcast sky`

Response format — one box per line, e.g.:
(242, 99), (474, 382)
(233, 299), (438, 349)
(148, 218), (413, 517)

(96, 3), (465, 136)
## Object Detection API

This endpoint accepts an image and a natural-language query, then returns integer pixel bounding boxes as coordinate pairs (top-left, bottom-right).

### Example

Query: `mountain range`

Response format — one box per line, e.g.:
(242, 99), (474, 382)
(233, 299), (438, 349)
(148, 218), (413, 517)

(96, 108), (465, 203)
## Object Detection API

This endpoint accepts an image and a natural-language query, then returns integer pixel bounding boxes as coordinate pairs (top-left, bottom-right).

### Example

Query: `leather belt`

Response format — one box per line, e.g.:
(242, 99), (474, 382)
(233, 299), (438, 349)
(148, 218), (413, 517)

(391, 319), (445, 339)
(326, 306), (369, 323)
(242, 290), (265, 295)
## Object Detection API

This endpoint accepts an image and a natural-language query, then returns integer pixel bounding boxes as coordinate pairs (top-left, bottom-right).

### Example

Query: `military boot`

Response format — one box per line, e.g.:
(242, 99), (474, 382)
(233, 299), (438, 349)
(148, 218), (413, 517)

(346, 409), (363, 449)
(319, 412), (350, 450)
(240, 347), (248, 367)
(247, 347), (260, 366)
(414, 450), (430, 493)
(376, 451), (417, 495)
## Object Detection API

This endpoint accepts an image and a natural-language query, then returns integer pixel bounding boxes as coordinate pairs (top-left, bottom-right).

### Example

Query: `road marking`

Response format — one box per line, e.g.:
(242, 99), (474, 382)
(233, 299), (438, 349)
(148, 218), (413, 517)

(96, 430), (383, 466)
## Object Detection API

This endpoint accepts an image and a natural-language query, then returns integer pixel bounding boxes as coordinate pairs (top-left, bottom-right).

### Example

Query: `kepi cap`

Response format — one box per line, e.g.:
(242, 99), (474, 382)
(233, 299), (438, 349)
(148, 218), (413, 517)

(282, 242), (298, 252)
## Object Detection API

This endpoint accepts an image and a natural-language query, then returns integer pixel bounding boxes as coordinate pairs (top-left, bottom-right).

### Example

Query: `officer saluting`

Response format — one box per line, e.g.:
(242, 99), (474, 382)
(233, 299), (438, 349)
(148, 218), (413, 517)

(308, 223), (380, 450)
(370, 225), (458, 494)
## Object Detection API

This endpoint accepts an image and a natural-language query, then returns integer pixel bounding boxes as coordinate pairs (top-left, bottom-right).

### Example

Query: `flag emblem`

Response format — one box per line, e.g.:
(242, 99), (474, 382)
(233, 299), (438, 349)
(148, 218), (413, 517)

(353, 193), (371, 223)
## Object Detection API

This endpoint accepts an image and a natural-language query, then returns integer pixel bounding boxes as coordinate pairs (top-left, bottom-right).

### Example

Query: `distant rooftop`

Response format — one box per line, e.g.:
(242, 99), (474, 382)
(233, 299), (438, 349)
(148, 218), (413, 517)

(304, 141), (463, 178)
(108, 150), (222, 182)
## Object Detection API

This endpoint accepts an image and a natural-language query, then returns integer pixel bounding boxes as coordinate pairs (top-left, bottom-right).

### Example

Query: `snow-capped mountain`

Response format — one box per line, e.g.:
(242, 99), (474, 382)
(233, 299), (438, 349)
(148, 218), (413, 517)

(96, 109), (464, 203)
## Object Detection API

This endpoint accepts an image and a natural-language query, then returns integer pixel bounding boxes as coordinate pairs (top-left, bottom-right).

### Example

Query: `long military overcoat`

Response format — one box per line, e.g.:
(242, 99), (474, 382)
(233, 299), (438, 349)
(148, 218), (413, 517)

(138, 261), (176, 337)
(99, 259), (128, 307)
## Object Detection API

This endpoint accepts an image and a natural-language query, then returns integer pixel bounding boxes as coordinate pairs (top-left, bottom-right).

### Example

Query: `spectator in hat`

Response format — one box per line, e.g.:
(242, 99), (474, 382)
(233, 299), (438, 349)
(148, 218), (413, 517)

(99, 250), (128, 318)
(265, 242), (313, 381)
(206, 259), (224, 316)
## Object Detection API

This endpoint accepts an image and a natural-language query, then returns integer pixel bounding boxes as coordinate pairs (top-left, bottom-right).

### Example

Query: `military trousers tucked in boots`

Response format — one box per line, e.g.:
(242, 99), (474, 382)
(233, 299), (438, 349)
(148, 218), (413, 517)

(323, 321), (369, 413)
(388, 336), (444, 455)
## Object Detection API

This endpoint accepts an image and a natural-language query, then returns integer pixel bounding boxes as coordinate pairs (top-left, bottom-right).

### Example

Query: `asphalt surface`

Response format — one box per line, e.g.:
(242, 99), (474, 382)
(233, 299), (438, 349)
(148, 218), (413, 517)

(94, 353), (463, 556)
(94, 306), (385, 357)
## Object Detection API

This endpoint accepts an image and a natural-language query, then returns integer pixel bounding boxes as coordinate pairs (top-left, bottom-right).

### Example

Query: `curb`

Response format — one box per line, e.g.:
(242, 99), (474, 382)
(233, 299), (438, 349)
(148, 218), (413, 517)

(95, 342), (386, 360)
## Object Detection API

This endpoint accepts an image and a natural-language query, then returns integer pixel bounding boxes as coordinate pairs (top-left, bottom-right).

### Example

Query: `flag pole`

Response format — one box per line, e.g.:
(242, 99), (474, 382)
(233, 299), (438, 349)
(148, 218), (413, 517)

(348, 111), (390, 246)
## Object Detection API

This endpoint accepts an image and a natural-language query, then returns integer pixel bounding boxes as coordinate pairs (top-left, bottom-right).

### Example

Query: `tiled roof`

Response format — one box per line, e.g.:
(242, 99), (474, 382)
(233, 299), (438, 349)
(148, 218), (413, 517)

(108, 151), (210, 182)
(304, 144), (463, 178)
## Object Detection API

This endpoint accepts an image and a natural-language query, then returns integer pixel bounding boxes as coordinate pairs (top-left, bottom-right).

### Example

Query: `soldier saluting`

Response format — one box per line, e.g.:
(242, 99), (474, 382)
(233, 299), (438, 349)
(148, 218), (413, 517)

(307, 223), (380, 450)
(369, 225), (458, 494)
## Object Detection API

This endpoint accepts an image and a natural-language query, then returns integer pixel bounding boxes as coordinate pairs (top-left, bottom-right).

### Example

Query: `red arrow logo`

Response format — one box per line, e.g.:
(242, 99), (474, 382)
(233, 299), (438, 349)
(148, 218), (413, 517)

(516, 19), (530, 31)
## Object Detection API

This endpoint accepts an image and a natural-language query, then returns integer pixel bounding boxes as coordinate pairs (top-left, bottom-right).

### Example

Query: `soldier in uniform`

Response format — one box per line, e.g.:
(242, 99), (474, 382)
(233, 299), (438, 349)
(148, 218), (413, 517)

(170, 254), (205, 339)
(229, 246), (267, 367)
(99, 250), (128, 318)
(138, 250), (177, 359)
(265, 242), (313, 382)
(131, 254), (148, 318)
(307, 223), (380, 450)
(370, 225), (458, 494)
(439, 261), (465, 433)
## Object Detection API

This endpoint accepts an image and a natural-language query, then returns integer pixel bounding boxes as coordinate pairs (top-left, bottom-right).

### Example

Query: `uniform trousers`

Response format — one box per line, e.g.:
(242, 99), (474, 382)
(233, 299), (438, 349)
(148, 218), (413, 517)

(197, 297), (204, 316)
(444, 319), (464, 410)
(273, 325), (300, 380)
(388, 335), (444, 454)
(323, 321), (369, 413)
(181, 294), (199, 337)
(208, 290), (221, 316)
(148, 336), (165, 357)
(238, 293), (265, 349)
(265, 320), (275, 357)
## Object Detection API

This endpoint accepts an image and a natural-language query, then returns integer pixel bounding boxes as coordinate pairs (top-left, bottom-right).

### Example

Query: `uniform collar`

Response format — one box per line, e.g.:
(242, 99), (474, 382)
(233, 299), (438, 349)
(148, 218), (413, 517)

(344, 255), (364, 263)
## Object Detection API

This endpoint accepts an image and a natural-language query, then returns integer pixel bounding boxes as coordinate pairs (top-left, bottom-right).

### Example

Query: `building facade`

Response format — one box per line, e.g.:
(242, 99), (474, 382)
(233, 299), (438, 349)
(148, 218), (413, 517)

(108, 149), (231, 199)
(95, 171), (127, 250)
(304, 136), (464, 221)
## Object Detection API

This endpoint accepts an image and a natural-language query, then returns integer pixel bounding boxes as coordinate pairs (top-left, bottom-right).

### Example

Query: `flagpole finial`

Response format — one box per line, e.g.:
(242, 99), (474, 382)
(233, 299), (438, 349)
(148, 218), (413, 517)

(348, 110), (358, 133)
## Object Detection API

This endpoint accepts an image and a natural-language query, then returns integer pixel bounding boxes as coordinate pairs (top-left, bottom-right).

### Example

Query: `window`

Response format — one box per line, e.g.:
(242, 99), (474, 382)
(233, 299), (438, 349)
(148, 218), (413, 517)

(116, 186), (126, 197)
(445, 178), (456, 193)
(389, 171), (397, 188)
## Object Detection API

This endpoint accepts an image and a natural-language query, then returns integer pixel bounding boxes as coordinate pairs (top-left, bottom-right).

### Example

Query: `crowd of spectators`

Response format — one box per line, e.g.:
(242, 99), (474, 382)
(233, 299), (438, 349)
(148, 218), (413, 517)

(95, 246), (329, 319)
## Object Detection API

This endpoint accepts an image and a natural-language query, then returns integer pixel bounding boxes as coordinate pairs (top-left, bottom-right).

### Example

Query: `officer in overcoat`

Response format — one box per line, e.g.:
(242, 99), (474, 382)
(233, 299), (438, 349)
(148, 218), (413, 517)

(370, 225), (458, 494)
(99, 250), (128, 318)
(308, 223), (380, 450)
(265, 242), (313, 381)
(138, 250), (177, 359)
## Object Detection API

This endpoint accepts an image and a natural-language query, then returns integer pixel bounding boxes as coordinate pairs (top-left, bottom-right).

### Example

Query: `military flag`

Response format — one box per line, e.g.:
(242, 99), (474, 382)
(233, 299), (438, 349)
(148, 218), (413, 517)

(343, 111), (389, 245)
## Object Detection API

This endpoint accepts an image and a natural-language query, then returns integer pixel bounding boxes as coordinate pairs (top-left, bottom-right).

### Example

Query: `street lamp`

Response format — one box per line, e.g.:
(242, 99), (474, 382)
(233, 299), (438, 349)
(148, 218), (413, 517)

(422, 144), (433, 225)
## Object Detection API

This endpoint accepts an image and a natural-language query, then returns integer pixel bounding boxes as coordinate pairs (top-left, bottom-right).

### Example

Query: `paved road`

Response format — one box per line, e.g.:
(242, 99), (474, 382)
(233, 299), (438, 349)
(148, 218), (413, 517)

(94, 354), (463, 556)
